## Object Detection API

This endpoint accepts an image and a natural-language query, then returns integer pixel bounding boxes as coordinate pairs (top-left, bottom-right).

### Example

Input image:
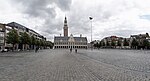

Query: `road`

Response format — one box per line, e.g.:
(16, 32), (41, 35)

(0, 49), (150, 81)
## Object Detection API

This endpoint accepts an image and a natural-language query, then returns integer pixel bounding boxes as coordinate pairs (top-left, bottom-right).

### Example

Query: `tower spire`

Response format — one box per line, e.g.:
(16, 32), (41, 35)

(63, 16), (68, 37)
(64, 15), (67, 23)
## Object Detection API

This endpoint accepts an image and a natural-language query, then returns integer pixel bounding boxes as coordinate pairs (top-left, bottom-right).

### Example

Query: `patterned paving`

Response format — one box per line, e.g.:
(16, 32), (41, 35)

(0, 49), (150, 81)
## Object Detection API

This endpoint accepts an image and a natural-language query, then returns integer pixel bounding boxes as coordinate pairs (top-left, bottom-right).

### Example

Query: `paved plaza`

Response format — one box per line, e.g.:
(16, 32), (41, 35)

(0, 49), (150, 81)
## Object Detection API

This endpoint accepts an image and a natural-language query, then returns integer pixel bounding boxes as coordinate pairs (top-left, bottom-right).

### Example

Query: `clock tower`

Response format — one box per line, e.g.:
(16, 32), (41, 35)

(63, 16), (68, 37)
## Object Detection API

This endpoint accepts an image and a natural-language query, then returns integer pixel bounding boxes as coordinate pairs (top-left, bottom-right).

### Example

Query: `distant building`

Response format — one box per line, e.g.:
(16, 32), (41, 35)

(100, 36), (130, 48)
(130, 33), (149, 48)
(54, 17), (88, 49)
(101, 36), (121, 46)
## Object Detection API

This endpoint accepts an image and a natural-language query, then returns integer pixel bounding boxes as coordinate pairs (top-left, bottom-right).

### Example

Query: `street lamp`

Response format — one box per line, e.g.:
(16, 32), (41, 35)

(89, 17), (93, 50)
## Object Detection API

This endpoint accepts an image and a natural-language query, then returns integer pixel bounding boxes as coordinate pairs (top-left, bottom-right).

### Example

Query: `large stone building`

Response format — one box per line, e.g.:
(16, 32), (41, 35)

(54, 17), (88, 49)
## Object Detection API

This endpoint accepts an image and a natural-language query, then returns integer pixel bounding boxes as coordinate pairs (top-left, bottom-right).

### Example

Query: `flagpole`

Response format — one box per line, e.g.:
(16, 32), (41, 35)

(89, 17), (93, 50)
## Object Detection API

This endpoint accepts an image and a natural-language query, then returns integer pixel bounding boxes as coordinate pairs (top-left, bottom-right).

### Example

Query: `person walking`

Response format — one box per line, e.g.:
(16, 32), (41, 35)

(70, 48), (72, 53)
(35, 47), (39, 53)
(75, 49), (77, 53)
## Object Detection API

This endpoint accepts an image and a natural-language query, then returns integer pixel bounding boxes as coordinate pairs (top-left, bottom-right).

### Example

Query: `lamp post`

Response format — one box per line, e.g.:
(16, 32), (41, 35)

(89, 17), (93, 50)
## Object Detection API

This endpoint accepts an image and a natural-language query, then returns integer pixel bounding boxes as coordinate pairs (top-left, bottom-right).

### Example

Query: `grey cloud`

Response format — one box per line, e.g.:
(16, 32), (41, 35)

(101, 25), (142, 39)
(55, 0), (72, 11)
(100, 29), (140, 39)
(113, 30), (141, 37)
(10, 0), (119, 41)
(8, 0), (149, 42)
(12, 0), (72, 18)
(10, 0), (72, 40)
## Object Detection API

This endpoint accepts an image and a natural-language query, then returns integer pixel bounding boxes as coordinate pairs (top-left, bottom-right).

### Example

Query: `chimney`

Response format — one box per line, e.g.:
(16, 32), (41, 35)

(60, 34), (61, 37)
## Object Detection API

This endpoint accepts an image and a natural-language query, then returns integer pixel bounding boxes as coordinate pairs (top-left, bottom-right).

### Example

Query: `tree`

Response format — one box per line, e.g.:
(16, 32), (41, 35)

(102, 41), (105, 46)
(131, 38), (138, 49)
(143, 39), (149, 49)
(35, 39), (40, 46)
(6, 29), (19, 51)
(42, 40), (46, 49)
(94, 42), (99, 48)
(39, 39), (46, 49)
(20, 32), (31, 44)
(40, 39), (45, 46)
(46, 41), (53, 49)
(124, 38), (129, 46)
(117, 40), (121, 46)
(19, 32), (31, 50)
(106, 41), (110, 46)
(30, 36), (36, 49)
(111, 41), (115, 48)
(31, 36), (36, 45)
(98, 41), (102, 48)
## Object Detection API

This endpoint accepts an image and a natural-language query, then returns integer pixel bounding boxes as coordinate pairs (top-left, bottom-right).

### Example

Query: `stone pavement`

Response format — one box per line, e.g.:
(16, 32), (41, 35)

(0, 49), (150, 81)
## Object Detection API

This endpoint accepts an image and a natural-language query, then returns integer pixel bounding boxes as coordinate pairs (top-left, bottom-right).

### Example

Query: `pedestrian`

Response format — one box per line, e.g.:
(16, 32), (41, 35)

(75, 49), (77, 53)
(70, 48), (72, 53)
(35, 47), (39, 53)
(35, 47), (37, 52)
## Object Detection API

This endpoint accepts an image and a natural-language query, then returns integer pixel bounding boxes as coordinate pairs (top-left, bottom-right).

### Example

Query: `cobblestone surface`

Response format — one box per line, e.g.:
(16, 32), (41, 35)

(0, 49), (150, 81)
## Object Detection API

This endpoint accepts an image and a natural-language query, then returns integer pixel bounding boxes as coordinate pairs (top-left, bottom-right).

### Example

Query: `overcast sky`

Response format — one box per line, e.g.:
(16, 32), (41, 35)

(1, 0), (150, 42)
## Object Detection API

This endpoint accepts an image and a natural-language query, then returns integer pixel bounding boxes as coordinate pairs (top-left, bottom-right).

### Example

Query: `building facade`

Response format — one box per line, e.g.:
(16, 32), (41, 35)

(0, 23), (6, 50)
(54, 17), (88, 49)
(100, 33), (150, 49)
(0, 22), (46, 51)
(100, 36), (130, 48)
(130, 33), (149, 49)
